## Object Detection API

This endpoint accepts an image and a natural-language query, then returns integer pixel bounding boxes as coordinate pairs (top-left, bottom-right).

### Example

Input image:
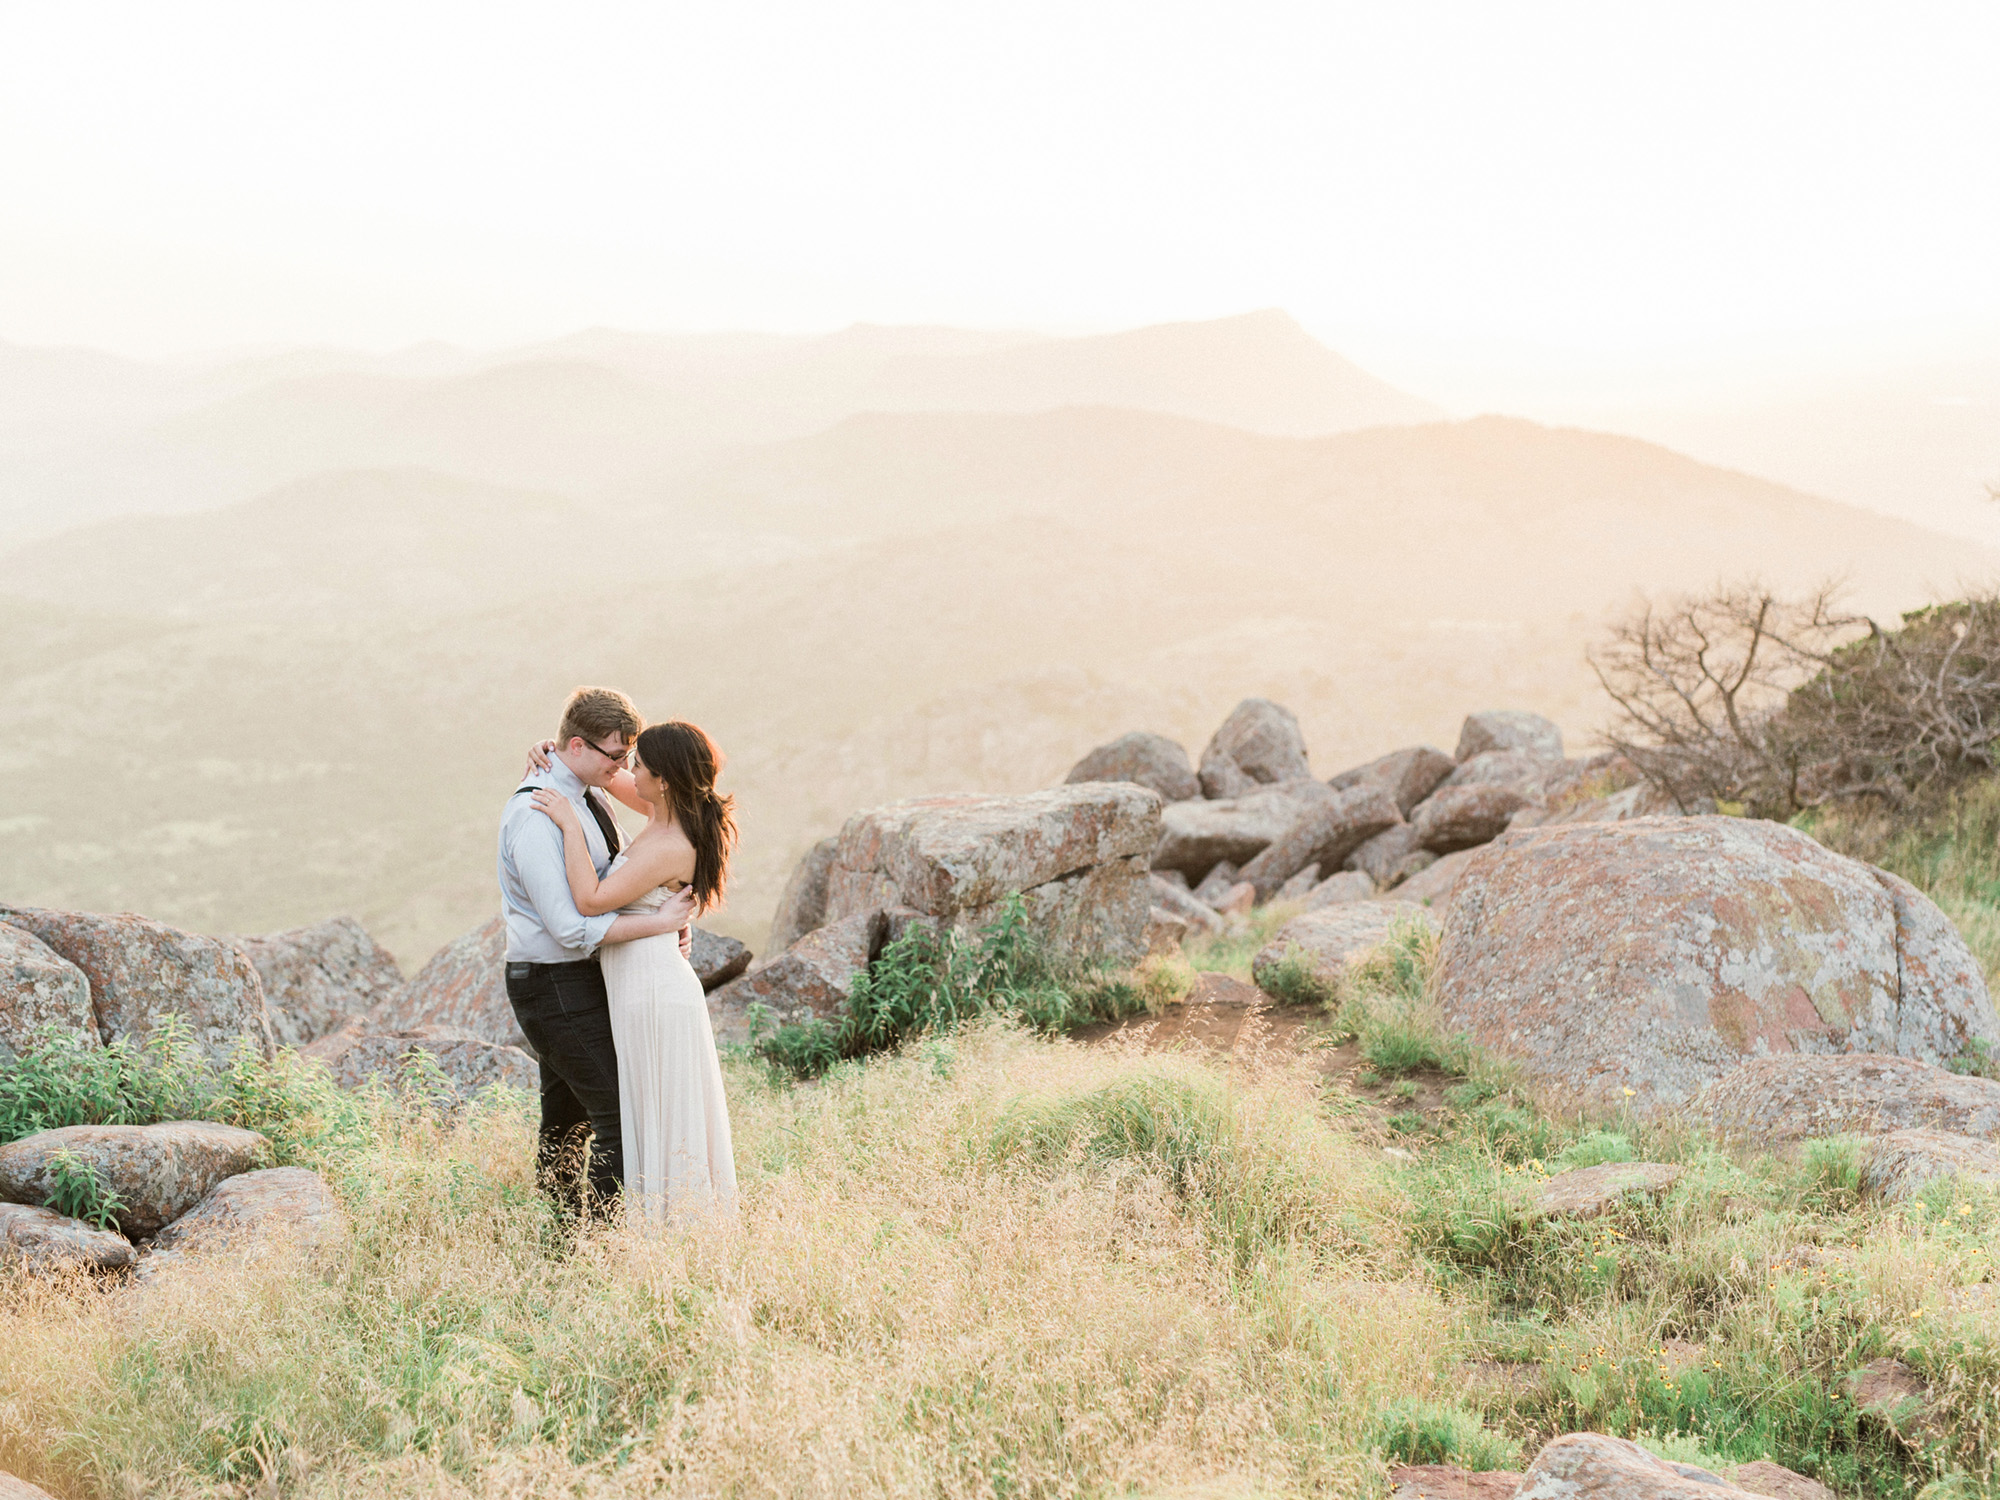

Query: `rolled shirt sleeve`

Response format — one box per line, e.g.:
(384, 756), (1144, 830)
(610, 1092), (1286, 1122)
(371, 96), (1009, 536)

(504, 803), (618, 957)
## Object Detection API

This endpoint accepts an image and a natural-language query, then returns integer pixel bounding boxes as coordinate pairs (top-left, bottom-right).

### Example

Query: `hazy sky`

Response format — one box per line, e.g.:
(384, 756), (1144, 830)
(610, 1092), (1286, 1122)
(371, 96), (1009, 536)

(4, 2), (1997, 397)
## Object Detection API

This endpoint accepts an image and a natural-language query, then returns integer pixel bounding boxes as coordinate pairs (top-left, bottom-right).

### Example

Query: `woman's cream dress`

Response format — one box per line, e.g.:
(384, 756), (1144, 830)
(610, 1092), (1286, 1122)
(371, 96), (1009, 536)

(598, 854), (738, 1224)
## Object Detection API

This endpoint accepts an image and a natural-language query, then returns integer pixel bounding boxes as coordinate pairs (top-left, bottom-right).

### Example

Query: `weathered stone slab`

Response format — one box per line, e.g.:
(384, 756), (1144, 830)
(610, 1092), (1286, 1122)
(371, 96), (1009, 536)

(0, 904), (274, 1061)
(1433, 817), (2000, 1117)
(140, 1166), (343, 1278)
(1238, 784), (1400, 899)
(0, 1200), (135, 1274)
(1330, 745), (1457, 817)
(767, 834), (838, 952)
(1456, 710), (1563, 762)
(1412, 783), (1532, 852)
(1251, 903), (1436, 995)
(310, 1026), (538, 1097)
(238, 915), (403, 1050)
(1065, 730), (1200, 802)
(1197, 697), (1311, 798)
(1387, 1466), (1522, 1500)
(1516, 1433), (1763, 1498)
(0, 1121), (269, 1237)
(708, 910), (886, 1044)
(1862, 1127), (2000, 1202)
(1703, 1055), (2000, 1142)
(1528, 1162), (1682, 1219)
(0, 921), (95, 1063)
(1153, 782), (1335, 881)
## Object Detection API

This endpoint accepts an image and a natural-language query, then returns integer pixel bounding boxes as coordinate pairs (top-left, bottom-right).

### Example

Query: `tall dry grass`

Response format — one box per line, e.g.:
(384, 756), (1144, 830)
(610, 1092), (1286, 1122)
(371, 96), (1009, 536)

(0, 1024), (1448, 1499)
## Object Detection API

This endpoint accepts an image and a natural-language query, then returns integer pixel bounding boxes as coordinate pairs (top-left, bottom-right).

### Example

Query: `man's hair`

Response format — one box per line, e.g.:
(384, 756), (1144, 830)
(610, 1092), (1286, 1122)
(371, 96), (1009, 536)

(558, 686), (642, 749)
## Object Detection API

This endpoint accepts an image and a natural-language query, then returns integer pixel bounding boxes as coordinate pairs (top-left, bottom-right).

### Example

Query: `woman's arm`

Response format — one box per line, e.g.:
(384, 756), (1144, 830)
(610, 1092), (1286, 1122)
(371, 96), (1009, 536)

(605, 887), (697, 944)
(530, 791), (676, 915)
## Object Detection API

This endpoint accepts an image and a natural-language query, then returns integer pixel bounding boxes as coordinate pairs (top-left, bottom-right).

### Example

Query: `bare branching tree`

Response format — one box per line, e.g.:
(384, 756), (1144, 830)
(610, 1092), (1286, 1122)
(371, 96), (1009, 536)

(1594, 582), (2000, 817)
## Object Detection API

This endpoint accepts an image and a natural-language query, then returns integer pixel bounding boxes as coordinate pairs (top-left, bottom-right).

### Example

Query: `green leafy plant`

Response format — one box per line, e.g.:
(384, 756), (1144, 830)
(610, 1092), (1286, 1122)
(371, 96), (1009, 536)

(44, 1147), (125, 1231)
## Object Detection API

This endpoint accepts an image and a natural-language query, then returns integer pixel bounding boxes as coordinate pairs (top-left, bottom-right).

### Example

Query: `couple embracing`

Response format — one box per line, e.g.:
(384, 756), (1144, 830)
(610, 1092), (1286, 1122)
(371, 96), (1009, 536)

(497, 685), (738, 1227)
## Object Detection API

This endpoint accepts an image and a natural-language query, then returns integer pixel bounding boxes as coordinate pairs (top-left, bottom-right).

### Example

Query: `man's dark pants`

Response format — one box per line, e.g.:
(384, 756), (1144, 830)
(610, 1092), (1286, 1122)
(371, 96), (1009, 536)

(504, 958), (623, 1219)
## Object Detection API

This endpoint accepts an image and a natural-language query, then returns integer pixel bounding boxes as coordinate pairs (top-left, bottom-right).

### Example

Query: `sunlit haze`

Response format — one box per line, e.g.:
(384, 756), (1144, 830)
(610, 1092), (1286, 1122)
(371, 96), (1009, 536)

(5, 1), (1997, 401)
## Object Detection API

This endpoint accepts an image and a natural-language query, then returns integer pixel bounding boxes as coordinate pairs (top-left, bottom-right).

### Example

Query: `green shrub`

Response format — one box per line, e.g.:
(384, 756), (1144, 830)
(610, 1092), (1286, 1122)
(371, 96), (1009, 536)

(1256, 946), (1336, 1007)
(758, 897), (1143, 1078)
(1370, 1397), (1519, 1469)
(43, 1147), (125, 1230)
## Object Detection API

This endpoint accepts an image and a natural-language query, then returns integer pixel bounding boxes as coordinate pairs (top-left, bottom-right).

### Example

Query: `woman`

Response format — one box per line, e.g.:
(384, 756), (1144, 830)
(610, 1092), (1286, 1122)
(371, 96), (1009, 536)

(529, 721), (739, 1224)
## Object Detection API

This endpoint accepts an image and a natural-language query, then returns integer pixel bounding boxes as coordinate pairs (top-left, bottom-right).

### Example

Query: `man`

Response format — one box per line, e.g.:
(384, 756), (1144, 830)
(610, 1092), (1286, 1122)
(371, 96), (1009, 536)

(499, 685), (695, 1219)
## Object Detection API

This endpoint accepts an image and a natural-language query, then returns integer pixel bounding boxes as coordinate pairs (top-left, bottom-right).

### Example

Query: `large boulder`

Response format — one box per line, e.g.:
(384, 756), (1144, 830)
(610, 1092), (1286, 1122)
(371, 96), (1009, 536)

(1149, 874), (1224, 933)
(1328, 745), (1456, 816)
(1197, 698), (1312, 798)
(1387, 1467), (1521, 1500)
(1515, 1433), (1767, 1497)
(1384, 848), (1475, 907)
(1412, 784), (1532, 852)
(1433, 817), (2000, 1117)
(1528, 1163), (1682, 1219)
(0, 921), (96, 1063)
(689, 928), (752, 990)
(365, 915), (520, 1048)
(767, 834), (839, 953)
(0, 1121), (269, 1238)
(822, 785), (1161, 965)
(1065, 731), (1200, 803)
(1153, 781), (1334, 882)
(1237, 785), (1401, 900)
(140, 1166), (343, 1279)
(1251, 903), (1437, 996)
(1703, 1055), (2000, 1142)
(1344, 823), (1430, 887)
(307, 1025), (538, 1098)
(1455, 709), (1563, 762)
(1302, 871), (1375, 910)
(1862, 1128), (2000, 1202)
(0, 1470), (57, 1500)
(0, 905), (274, 1062)
(1437, 749), (1566, 799)
(237, 916), (404, 1050)
(708, 910), (886, 1044)
(0, 1201), (135, 1274)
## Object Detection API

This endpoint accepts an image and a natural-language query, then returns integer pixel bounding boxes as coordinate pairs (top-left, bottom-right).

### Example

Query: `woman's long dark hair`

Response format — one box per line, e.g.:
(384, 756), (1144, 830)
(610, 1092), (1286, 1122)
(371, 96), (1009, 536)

(635, 721), (736, 912)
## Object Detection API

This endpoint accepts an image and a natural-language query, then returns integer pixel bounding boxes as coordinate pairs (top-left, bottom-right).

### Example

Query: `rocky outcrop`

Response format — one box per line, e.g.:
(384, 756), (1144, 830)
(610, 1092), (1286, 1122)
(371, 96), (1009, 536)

(238, 915), (403, 1050)
(1412, 784), (1532, 852)
(0, 1200), (135, 1274)
(1152, 781), (1334, 882)
(0, 1121), (268, 1238)
(1703, 1055), (2000, 1142)
(689, 928), (752, 990)
(1237, 785), (1401, 900)
(1148, 874), (1223, 933)
(0, 922), (95, 1063)
(1528, 1163), (1682, 1219)
(0, 905), (273, 1061)
(767, 834), (838, 952)
(1728, 1461), (1837, 1500)
(821, 785), (1161, 964)
(1862, 1128), (2000, 1201)
(1302, 870), (1375, 909)
(708, 910), (886, 1044)
(308, 1026), (538, 1098)
(141, 1166), (343, 1278)
(1197, 698), (1311, 798)
(1385, 848), (1474, 907)
(1252, 903), (1436, 995)
(1515, 1433), (1777, 1497)
(365, 915), (522, 1049)
(1386, 1466), (1520, 1500)
(1272, 864), (1322, 902)
(1432, 817), (2000, 1116)
(1456, 709), (1563, 762)
(1329, 745), (1456, 817)
(1344, 823), (1430, 887)
(0, 1469), (58, 1500)
(1065, 731), (1200, 803)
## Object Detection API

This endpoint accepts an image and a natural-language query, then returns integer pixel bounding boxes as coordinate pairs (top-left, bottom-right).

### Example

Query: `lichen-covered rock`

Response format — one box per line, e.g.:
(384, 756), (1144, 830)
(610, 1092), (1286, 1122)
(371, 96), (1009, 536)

(1387, 1466), (1522, 1500)
(0, 1200), (135, 1274)
(1385, 848), (1473, 906)
(1438, 748), (1567, 800)
(1252, 903), (1436, 995)
(1703, 1055), (2000, 1142)
(237, 915), (403, 1050)
(1303, 870), (1376, 909)
(1846, 1358), (1932, 1433)
(1272, 864), (1322, 902)
(140, 1166), (343, 1278)
(0, 1468), (58, 1499)
(1237, 784), (1401, 899)
(689, 928), (752, 991)
(1516, 1433), (1762, 1497)
(0, 921), (95, 1063)
(365, 915), (520, 1048)
(708, 910), (887, 1044)
(1065, 731), (1200, 802)
(0, 1121), (268, 1237)
(1433, 817), (2000, 1117)
(1153, 782), (1335, 882)
(310, 1026), (538, 1098)
(1197, 698), (1312, 798)
(1149, 874), (1224, 933)
(0, 905), (273, 1061)
(1528, 1163), (1682, 1219)
(767, 834), (838, 952)
(1143, 907), (1189, 954)
(1344, 822), (1427, 886)
(1727, 1461), (1837, 1500)
(1412, 784), (1532, 852)
(1191, 862), (1241, 907)
(1862, 1128), (2000, 1201)
(822, 785), (1161, 964)
(1456, 709), (1563, 762)
(1328, 745), (1457, 817)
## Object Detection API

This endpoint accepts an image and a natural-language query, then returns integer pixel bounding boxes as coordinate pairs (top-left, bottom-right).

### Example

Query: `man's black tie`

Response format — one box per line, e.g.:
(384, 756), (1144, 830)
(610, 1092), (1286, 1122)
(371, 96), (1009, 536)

(582, 787), (623, 863)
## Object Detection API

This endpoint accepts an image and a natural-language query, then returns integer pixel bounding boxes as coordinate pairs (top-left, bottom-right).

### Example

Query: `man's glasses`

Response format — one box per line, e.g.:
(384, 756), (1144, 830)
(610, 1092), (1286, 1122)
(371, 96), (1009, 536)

(584, 738), (633, 768)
